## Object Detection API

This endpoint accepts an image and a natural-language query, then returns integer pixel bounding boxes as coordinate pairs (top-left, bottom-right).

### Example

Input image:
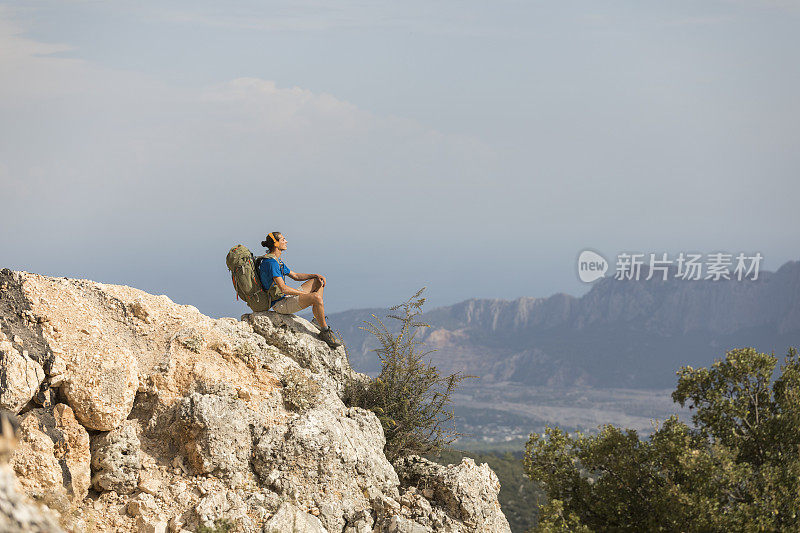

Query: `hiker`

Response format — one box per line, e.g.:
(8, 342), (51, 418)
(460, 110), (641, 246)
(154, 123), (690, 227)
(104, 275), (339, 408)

(259, 231), (342, 348)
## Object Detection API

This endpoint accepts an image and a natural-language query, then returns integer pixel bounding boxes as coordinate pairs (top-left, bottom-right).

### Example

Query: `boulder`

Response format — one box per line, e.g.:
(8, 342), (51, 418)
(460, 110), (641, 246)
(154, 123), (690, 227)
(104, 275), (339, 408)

(10, 404), (91, 502)
(91, 419), (141, 493)
(252, 406), (398, 532)
(63, 346), (139, 431)
(176, 385), (253, 476)
(0, 463), (64, 533)
(262, 501), (328, 533)
(245, 312), (353, 394)
(393, 455), (511, 533)
(0, 339), (45, 414)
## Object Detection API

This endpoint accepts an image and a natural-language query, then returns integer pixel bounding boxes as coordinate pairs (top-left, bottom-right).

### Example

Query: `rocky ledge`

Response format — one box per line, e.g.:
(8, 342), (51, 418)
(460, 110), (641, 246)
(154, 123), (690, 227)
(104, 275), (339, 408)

(0, 269), (511, 533)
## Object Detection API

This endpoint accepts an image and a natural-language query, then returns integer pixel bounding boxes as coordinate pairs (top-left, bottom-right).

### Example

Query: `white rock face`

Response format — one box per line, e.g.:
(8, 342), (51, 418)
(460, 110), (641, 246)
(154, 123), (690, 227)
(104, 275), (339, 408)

(393, 455), (512, 533)
(262, 501), (328, 533)
(63, 346), (139, 431)
(0, 464), (64, 533)
(176, 386), (253, 476)
(246, 312), (353, 395)
(10, 404), (91, 503)
(0, 270), (514, 532)
(253, 406), (399, 531)
(0, 339), (45, 414)
(91, 419), (141, 493)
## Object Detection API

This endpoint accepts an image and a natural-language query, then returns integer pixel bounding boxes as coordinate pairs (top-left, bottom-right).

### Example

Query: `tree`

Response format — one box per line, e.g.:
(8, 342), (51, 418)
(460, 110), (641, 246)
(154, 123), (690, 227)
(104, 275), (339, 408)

(343, 288), (475, 461)
(524, 347), (800, 532)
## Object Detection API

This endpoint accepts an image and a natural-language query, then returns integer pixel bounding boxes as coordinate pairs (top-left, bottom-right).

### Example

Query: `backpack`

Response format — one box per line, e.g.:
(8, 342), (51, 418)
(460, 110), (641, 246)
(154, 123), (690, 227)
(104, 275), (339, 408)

(225, 244), (283, 312)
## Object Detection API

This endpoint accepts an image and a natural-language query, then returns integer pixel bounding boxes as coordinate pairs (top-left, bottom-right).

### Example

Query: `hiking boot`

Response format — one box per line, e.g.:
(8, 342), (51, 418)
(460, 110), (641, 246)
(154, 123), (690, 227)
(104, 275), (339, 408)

(311, 315), (329, 330)
(318, 326), (342, 348)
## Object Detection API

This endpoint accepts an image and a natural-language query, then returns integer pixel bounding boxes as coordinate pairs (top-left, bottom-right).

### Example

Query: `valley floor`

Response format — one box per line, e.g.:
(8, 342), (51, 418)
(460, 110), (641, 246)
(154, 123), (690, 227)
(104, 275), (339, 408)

(450, 383), (689, 446)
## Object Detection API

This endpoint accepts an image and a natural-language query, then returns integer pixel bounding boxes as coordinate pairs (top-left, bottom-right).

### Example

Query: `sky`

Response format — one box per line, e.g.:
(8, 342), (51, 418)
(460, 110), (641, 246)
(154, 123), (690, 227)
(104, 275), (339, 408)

(1, 0), (798, 318)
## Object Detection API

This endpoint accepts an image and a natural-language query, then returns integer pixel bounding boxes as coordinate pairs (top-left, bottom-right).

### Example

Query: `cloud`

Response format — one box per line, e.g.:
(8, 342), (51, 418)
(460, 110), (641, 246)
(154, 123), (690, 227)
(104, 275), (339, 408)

(0, 9), (496, 251)
(2, 4), (797, 316)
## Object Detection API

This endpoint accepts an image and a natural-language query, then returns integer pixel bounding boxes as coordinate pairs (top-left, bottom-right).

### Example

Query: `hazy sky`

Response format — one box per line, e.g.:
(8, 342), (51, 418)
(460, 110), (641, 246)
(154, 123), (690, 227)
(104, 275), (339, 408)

(1, 1), (798, 318)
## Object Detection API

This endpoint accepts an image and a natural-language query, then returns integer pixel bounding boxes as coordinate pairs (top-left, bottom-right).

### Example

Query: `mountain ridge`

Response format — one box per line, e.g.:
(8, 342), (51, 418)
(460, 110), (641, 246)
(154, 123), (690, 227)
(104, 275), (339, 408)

(331, 260), (800, 388)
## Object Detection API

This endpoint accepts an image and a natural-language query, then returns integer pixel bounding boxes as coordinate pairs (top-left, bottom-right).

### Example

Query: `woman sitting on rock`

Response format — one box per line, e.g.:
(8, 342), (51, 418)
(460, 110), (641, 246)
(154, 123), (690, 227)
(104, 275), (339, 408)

(258, 231), (342, 348)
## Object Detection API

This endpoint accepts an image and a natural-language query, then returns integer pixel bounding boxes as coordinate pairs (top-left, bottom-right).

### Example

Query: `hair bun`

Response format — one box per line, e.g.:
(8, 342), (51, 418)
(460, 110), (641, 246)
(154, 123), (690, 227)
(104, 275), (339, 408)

(260, 240), (268, 247)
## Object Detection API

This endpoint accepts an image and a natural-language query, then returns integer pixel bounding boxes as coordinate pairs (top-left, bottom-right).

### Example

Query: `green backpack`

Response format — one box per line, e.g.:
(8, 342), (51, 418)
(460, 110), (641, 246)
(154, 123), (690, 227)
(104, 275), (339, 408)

(225, 244), (283, 312)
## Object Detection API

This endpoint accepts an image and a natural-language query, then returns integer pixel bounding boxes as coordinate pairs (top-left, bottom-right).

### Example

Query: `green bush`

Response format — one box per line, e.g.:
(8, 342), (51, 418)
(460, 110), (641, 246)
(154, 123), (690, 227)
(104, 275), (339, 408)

(524, 346), (800, 532)
(344, 288), (474, 461)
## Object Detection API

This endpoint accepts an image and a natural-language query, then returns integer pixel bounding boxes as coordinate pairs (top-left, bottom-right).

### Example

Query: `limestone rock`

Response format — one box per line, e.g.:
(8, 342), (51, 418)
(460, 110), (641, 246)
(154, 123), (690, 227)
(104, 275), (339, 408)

(245, 312), (352, 394)
(252, 406), (398, 532)
(393, 455), (511, 533)
(194, 490), (248, 528)
(63, 346), (139, 431)
(8, 416), (61, 500)
(138, 477), (161, 496)
(136, 514), (167, 533)
(343, 508), (374, 533)
(91, 419), (141, 493)
(10, 405), (91, 502)
(382, 515), (430, 533)
(262, 501), (328, 533)
(0, 271), (514, 533)
(281, 367), (322, 412)
(127, 492), (158, 518)
(0, 341), (45, 414)
(0, 463), (64, 533)
(176, 386), (253, 476)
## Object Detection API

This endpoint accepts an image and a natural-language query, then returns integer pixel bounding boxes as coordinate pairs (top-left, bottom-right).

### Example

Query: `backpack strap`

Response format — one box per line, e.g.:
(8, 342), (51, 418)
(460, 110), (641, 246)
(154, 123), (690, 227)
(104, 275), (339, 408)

(262, 253), (288, 280)
(259, 253), (286, 308)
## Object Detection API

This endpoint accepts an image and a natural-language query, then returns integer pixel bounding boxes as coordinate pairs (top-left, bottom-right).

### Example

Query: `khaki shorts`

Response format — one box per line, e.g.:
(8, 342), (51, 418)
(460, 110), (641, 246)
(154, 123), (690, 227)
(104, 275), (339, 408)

(271, 295), (304, 315)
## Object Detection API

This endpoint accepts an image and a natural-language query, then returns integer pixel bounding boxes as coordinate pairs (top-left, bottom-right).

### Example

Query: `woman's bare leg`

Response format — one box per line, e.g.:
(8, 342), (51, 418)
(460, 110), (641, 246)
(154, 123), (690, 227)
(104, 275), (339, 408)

(297, 282), (327, 329)
(299, 278), (322, 293)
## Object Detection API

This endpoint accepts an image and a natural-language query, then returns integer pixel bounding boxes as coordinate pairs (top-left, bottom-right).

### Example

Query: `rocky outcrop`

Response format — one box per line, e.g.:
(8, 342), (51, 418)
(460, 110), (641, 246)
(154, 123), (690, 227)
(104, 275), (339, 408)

(176, 385), (254, 476)
(246, 311), (354, 397)
(252, 405), (400, 532)
(0, 335), (45, 413)
(10, 404), (91, 503)
(0, 463), (64, 533)
(0, 269), (512, 532)
(0, 409), (64, 532)
(90, 419), (141, 493)
(394, 456), (511, 532)
(62, 346), (139, 431)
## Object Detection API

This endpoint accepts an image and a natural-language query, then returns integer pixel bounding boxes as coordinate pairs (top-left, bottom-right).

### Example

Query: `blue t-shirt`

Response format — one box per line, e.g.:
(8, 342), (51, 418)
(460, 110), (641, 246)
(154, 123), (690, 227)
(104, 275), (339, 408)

(258, 257), (291, 304)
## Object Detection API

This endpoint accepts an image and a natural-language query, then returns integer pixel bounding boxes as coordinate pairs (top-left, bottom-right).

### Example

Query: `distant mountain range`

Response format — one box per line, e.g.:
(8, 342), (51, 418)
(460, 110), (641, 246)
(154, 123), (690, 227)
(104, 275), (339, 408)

(329, 260), (800, 389)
